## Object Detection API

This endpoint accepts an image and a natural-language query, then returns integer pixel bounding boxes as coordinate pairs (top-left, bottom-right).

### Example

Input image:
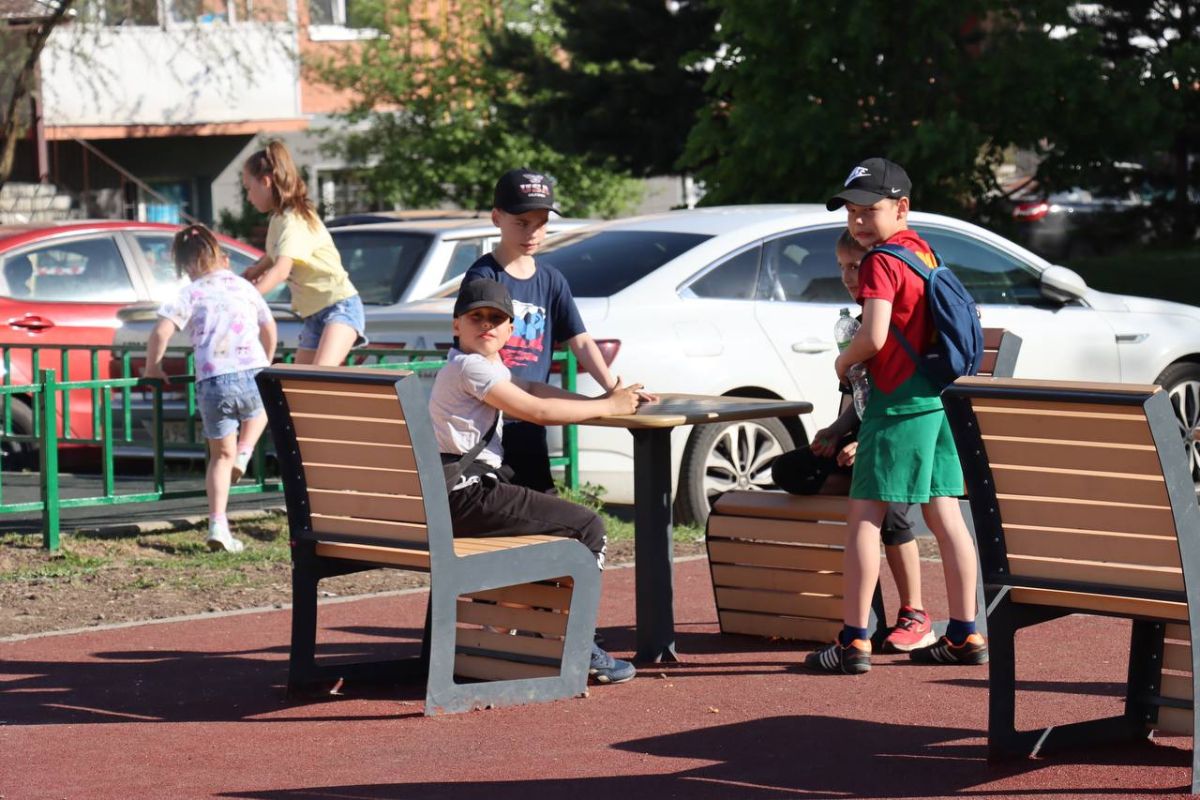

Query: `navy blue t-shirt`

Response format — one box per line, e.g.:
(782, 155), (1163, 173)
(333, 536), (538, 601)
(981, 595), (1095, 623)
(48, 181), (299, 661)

(463, 254), (587, 382)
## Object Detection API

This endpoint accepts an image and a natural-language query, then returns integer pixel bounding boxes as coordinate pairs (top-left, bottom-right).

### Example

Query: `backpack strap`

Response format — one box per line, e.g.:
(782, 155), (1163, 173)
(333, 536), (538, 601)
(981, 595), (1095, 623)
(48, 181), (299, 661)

(442, 412), (500, 488)
(866, 243), (942, 372)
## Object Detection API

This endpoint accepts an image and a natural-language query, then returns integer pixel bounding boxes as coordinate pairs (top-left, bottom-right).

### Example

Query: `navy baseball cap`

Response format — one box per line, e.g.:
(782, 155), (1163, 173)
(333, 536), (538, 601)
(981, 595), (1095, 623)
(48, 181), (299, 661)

(454, 278), (515, 321)
(493, 168), (561, 215)
(826, 158), (912, 210)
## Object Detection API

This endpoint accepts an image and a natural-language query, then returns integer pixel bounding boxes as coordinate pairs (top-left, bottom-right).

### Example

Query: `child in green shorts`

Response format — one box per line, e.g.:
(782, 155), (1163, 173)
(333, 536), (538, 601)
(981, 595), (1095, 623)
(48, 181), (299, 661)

(805, 158), (988, 675)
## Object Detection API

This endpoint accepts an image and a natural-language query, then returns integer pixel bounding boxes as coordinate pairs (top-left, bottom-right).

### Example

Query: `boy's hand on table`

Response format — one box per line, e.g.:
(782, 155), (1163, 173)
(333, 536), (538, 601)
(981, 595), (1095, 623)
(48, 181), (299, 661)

(606, 377), (643, 415)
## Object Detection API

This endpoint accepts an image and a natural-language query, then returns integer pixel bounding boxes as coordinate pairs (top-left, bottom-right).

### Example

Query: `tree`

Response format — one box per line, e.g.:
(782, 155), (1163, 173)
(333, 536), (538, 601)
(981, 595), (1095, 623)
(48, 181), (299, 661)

(313, 0), (640, 218)
(0, 0), (76, 190)
(489, 0), (719, 178)
(680, 2), (1152, 218)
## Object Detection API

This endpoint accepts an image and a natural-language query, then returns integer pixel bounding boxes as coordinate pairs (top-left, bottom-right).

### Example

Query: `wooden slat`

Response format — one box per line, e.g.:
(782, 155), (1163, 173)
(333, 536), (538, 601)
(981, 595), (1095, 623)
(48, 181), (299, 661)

(456, 628), (565, 661)
(1164, 641), (1193, 673)
(298, 438), (416, 471)
(309, 488), (426, 524)
(451, 535), (562, 555)
(1166, 623), (1191, 642)
(711, 491), (848, 522)
(990, 464), (1168, 508)
(304, 463), (423, 496)
(983, 328), (1006, 349)
(719, 610), (842, 642)
(973, 406), (1153, 445)
(310, 513), (428, 545)
(711, 564), (843, 596)
(715, 587), (842, 620)
(467, 582), (573, 611)
(1161, 673), (1194, 702)
(974, 396), (1148, 417)
(1154, 706), (1194, 735)
(280, 377), (399, 397)
(978, 351), (998, 376)
(997, 495), (1174, 537)
(292, 414), (411, 446)
(282, 387), (404, 418)
(315, 540), (430, 569)
(982, 437), (1160, 474)
(456, 599), (569, 636)
(1008, 587), (1188, 621)
(708, 515), (847, 547)
(453, 653), (560, 681)
(1008, 555), (1184, 594)
(955, 377), (1159, 395)
(1003, 527), (1181, 569)
(708, 540), (843, 572)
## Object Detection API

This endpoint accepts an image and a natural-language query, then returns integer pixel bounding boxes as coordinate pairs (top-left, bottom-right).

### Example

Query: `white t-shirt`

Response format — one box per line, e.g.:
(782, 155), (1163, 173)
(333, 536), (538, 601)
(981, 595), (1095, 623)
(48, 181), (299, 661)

(157, 270), (272, 380)
(429, 349), (507, 474)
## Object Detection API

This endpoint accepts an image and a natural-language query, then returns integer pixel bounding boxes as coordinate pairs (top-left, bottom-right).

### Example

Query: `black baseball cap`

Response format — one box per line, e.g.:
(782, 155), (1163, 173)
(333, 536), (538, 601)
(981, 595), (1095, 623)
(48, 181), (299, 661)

(493, 168), (561, 215)
(826, 158), (912, 211)
(454, 278), (515, 321)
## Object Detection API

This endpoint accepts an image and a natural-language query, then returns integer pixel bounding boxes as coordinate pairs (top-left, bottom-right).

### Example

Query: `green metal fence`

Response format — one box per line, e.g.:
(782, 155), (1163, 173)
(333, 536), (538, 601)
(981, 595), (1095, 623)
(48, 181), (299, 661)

(0, 344), (580, 551)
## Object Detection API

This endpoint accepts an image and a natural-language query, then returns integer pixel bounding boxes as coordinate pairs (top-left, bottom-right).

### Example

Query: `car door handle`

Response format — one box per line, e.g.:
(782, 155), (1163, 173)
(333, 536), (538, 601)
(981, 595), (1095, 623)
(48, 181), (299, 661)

(10, 315), (54, 331)
(791, 340), (833, 353)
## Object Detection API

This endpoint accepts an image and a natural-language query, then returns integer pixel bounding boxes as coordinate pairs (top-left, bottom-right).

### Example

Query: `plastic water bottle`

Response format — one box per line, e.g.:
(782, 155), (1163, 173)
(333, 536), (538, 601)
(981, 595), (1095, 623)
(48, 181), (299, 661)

(834, 308), (870, 418)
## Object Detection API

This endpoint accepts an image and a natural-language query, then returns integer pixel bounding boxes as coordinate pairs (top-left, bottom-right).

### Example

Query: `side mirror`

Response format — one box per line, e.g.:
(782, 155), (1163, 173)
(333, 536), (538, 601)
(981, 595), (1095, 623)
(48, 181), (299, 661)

(1040, 265), (1089, 303)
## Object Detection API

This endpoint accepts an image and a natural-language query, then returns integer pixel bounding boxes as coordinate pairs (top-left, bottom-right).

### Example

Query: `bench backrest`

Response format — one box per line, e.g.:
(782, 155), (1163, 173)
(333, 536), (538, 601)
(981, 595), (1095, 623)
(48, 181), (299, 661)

(943, 377), (1200, 611)
(979, 327), (1021, 378)
(258, 364), (456, 565)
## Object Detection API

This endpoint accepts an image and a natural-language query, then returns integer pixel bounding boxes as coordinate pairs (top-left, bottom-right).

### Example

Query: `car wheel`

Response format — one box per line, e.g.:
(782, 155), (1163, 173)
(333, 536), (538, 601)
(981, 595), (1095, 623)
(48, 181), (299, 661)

(1154, 362), (1200, 482)
(674, 417), (795, 527)
(0, 397), (36, 470)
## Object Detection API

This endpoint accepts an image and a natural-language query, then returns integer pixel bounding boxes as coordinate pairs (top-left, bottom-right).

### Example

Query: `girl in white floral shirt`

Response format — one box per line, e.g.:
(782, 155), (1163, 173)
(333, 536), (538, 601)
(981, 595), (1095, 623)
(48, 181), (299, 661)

(144, 226), (278, 553)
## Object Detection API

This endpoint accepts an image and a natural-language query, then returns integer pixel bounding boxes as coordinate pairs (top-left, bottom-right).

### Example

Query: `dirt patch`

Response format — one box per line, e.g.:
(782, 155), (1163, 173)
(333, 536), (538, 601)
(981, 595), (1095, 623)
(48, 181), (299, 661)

(0, 513), (707, 638)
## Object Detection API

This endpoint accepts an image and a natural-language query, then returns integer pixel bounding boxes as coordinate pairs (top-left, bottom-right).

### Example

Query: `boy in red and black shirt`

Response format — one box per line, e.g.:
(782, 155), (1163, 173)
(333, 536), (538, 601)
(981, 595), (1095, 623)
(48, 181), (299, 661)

(805, 158), (988, 675)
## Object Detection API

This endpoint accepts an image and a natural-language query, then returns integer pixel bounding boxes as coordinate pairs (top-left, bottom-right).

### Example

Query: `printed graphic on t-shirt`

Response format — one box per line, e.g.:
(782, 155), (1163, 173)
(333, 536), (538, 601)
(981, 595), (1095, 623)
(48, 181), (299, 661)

(502, 299), (547, 368)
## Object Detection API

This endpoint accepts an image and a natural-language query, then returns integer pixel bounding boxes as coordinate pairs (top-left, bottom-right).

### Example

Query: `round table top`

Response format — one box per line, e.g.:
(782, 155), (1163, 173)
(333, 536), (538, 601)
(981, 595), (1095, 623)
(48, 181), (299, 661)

(581, 393), (813, 429)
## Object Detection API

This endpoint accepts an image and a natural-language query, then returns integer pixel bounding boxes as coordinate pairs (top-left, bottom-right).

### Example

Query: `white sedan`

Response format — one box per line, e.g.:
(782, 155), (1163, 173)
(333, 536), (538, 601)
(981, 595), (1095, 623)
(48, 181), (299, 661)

(360, 205), (1200, 523)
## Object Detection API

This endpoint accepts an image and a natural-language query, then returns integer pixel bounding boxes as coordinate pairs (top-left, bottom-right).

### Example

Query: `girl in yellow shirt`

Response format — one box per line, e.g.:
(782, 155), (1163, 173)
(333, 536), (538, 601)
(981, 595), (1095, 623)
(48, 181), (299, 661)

(241, 140), (365, 365)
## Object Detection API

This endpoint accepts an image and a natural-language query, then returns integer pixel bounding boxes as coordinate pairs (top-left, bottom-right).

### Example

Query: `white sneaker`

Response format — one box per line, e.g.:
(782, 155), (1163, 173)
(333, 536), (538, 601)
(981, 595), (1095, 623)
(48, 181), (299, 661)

(206, 523), (245, 554)
(231, 451), (252, 482)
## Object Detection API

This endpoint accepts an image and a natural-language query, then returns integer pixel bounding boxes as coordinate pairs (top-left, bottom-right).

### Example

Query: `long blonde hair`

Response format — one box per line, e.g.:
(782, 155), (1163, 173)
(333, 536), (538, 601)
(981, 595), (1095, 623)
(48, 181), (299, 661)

(243, 140), (318, 226)
(172, 224), (223, 279)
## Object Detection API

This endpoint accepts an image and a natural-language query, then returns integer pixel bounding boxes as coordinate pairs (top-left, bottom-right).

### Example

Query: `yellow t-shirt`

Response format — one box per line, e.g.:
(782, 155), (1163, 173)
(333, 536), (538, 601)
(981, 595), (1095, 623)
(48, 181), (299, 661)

(266, 210), (357, 318)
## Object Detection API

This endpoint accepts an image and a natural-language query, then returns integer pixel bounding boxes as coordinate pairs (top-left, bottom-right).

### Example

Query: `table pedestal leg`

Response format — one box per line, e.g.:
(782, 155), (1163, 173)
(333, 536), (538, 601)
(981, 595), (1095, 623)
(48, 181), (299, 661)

(631, 428), (678, 663)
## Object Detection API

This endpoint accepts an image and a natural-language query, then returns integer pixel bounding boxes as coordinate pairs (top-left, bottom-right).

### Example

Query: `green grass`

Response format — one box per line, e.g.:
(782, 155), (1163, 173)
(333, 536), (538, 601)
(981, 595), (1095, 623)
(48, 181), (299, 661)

(0, 548), (109, 582)
(1064, 247), (1200, 307)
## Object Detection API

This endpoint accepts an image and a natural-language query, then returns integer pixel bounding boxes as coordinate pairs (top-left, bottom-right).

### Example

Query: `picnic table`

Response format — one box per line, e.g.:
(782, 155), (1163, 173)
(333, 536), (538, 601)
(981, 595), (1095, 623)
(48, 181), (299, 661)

(582, 394), (813, 662)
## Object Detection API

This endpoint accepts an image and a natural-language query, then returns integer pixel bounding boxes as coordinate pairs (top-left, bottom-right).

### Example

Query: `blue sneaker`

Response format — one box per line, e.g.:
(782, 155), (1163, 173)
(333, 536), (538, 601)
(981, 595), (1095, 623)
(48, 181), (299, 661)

(589, 642), (636, 684)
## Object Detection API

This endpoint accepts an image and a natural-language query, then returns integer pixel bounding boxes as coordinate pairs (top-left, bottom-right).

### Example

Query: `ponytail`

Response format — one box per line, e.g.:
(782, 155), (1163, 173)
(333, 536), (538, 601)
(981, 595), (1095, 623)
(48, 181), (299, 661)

(243, 140), (318, 226)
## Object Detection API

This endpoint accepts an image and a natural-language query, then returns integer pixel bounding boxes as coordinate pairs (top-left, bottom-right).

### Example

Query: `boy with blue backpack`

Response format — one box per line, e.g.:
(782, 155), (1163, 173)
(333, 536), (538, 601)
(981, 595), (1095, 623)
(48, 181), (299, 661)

(805, 157), (988, 675)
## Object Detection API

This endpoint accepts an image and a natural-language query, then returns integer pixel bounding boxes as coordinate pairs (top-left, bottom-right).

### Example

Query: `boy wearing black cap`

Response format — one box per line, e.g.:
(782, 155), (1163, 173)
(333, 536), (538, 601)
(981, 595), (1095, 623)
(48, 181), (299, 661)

(804, 158), (987, 675)
(462, 168), (647, 493)
(429, 277), (643, 684)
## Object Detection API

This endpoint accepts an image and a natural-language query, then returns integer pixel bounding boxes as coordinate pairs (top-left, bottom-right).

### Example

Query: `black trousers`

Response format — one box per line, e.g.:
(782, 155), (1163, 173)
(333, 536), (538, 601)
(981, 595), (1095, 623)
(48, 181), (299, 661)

(770, 446), (916, 546)
(447, 477), (607, 567)
(501, 421), (556, 493)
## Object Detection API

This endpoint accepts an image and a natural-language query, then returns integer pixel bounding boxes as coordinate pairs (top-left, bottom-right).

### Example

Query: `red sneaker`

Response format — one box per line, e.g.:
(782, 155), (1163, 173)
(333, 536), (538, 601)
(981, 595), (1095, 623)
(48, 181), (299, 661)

(883, 606), (936, 653)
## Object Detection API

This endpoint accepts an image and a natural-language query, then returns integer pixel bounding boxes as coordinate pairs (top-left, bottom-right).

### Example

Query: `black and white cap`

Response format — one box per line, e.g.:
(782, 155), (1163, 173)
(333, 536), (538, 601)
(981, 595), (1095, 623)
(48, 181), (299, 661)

(826, 158), (912, 211)
(493, 168), (561, 215)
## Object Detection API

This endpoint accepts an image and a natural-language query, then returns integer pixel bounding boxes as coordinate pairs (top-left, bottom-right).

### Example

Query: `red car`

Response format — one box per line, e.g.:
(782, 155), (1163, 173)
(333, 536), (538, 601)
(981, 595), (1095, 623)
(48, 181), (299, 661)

(0, 221), (263, 465)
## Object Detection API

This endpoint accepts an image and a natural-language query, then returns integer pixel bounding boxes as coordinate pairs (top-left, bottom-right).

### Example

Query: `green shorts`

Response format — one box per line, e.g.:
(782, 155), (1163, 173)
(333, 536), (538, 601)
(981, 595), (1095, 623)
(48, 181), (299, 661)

(850, 372), (963, 503)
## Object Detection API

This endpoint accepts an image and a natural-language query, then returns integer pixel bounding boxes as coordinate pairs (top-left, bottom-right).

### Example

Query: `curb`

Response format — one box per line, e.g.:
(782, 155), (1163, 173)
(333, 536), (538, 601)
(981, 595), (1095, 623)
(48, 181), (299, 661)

(72, 505), (286, 537)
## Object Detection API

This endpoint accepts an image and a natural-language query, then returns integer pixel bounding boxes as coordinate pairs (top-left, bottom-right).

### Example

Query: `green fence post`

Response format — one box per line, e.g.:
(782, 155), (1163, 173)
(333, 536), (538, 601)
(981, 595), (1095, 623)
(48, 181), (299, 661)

(563, 350), (579, 491)
(39, 369), (60, 552)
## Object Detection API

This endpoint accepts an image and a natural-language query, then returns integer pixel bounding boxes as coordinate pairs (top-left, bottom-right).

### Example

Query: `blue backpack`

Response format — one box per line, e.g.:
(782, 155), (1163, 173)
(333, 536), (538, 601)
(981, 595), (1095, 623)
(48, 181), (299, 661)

(869, 243), (984, 391)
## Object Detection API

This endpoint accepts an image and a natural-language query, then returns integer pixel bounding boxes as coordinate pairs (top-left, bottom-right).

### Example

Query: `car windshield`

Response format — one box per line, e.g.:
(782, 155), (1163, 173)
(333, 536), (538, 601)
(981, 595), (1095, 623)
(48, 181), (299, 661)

(538, 230), (712, 297)
(331, 230), (433, 305)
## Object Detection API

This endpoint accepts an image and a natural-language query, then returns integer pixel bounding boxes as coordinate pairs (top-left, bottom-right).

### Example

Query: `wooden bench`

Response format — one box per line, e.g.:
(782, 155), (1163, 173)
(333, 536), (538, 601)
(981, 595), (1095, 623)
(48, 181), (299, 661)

(705, 328), (1022, 643)
(257, 364), (602, 715)
(943, 376), (1200, 792)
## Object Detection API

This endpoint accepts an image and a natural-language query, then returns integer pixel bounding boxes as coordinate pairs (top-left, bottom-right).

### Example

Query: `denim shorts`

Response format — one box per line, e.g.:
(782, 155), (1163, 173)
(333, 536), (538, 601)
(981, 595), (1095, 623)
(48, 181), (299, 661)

(298, 294), (368, 351)
(196, 369), (265, 440)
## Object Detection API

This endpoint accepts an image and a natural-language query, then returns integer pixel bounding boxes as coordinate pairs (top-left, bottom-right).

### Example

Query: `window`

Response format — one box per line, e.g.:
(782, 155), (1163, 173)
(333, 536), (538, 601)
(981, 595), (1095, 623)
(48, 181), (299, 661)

(308, 0), (374, 33)
(331, 230), (433, 305)
(756, 228), (845, 303)
(81, 0), (159, 25)
(540, 230), (712, 298)
(444, 238), (489, 283)
(132, 234), (272, 302)
(15, 238), (136, 303)
(686, 246), (761, 300)
(915, 227), (1046, 306)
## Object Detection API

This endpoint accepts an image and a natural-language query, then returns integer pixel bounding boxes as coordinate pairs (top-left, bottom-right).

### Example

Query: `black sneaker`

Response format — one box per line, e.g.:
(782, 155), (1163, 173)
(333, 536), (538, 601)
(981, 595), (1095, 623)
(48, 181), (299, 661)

(589, 643), (636, 684)
(804, 639), (871, 675)
(910, 633), (989, 665)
